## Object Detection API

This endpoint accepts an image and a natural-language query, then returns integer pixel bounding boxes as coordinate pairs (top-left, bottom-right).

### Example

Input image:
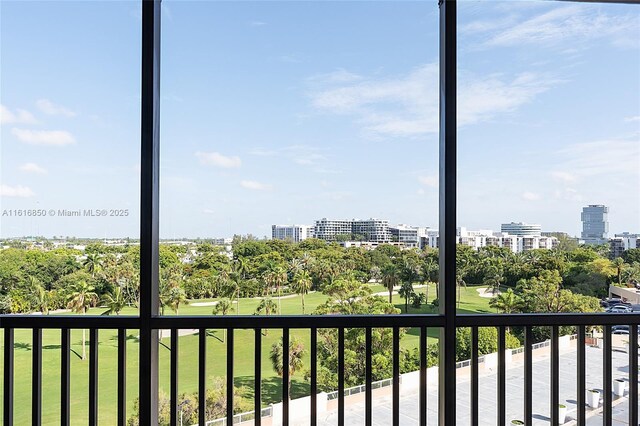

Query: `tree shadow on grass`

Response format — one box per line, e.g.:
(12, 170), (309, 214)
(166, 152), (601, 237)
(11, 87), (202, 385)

(43, 344), (61, 350)
(14, 342), (31, 351)
(108, 333), (139, 344)
(206, 329), (223, 343)
(235, 376), (310, 405)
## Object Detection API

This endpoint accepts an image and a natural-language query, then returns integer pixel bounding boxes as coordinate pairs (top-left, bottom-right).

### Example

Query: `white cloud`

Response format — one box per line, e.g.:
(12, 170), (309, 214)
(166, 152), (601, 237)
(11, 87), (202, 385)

(478, 5), (639, 49)
(249, 145), (327, 167)
(240, 180), (272, 191)
(418, 175), (438, 188)
(11, 128), (76, 146)
(521, 191), (541, 201)
(0, 184), (35, 198)
(19, 163), (47, 174)
(1, 104), (38, 125)
(625, 116), (640, 123)
(309, 64), (556, 138)
(308, 69), (363, 84)
(550, 171), (577, 184)
(36, 99), (77, 117)
(196, 151), (242, 168)
(249, 21), (267, 27)
(556, 138), (639, 178)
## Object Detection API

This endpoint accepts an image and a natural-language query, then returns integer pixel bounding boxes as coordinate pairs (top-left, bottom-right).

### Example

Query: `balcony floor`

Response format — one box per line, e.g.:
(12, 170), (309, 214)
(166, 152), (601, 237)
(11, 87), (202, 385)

(309, 345), (636, 426)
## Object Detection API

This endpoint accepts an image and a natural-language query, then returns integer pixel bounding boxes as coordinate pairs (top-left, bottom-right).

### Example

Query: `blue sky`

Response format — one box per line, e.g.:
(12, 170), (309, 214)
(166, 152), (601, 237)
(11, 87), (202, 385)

(1, 0), (639, 239)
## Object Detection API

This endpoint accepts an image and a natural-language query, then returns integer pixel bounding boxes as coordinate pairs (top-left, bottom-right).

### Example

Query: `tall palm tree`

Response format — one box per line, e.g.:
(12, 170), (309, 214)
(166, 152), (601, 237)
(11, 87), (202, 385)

(398, 281), (415, 313)
(212, 298), (234, 342)
(273, 266), (288, 314)
(101, 286), (126, 316)
(381, 265), (399, 304)
(291, 271), (312, 314)
(83, 252), (102, 278)
(32, 282), (50, 315)
(270, 336), (305, 398)
(255, 297), (278, 335)
(612, 257), (625, 286)
(66, 281), (98, 360)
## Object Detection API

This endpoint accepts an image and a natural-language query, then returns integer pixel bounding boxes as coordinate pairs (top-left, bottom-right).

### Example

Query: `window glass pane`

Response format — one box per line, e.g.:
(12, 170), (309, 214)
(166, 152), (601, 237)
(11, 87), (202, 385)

(1, 1), (141, 423)
(159, 1), (439, 424)
(458, 0), (640, 423)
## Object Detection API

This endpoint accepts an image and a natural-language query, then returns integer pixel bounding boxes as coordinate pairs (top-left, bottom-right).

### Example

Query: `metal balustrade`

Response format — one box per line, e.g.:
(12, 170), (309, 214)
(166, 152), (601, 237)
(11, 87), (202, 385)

(1, 313), (639, 425)
(1, 0), (637, 425)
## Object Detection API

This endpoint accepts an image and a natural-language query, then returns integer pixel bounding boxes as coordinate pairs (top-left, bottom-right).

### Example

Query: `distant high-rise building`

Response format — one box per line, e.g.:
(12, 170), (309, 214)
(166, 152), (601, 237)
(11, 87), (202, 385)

(500, 222), (541, 236)
(581, 205), (609, 245)
(271, 225), (314, 242)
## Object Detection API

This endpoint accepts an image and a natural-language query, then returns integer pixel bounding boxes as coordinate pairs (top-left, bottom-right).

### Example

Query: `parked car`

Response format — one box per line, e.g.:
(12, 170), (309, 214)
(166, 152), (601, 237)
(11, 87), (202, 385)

(611, 325), (640, 333)
(612, 325), (630, 333)
(606, 305), (633, 313)
(612, 329), (630, 335)
(601, 298), (632, 308)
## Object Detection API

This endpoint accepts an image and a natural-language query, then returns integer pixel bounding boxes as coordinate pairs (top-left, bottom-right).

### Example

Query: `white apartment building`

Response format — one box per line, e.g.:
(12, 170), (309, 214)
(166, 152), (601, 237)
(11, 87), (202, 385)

(314, 218), (391, 243)
(390, 224), (430, 248)
(500, 222), (542, 236)
(271, 225), (314, 242)
(421, 227), (557, 253)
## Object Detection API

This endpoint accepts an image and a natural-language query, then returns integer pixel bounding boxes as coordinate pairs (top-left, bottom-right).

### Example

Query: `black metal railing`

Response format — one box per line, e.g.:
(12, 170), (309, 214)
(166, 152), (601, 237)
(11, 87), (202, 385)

(1, 312), (639, 426)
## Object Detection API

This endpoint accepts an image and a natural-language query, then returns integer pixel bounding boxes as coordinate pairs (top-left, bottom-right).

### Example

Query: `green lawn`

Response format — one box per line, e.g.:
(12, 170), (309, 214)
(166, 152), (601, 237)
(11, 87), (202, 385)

(0, 283), (491, 424)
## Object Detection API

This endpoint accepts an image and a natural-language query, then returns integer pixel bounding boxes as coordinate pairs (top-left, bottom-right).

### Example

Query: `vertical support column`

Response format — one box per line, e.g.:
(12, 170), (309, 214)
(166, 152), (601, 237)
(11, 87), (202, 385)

(577, 327), (586, 426)
(438, 1), (457, 425)
(61, 329), (70, 426)
(89, 329), (99, 425)
(550, 326), (559, 426)
(32, 328), (42, 426)
(524, 326), (533, 426)
(3, 327), (13, 426)
(139, 1), (161, 425)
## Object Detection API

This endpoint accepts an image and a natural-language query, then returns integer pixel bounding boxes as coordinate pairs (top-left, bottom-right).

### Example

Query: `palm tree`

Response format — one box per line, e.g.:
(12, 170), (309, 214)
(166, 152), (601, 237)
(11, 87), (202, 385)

(273, 266), (288, 314)
(489, 289), (521, 314)
(212, 298), (234, 342)
(270, 336), (305, 398)
(102, 286), (126, 316)
(612, 257), (625, 286)
(381, 265), (399, 304)
(421, 258), (438, 302)
(66, 281), (98, 360)
(291, 271), (312, 314)
(166, 286), (187, 315)
(398, 281), (415, 313)
(255, 297), (277, 316)
(83, 252), (102, 278)
(29, 276), (49, 314)
(255, 297), (278, 335)
(483, 262), (504, 295)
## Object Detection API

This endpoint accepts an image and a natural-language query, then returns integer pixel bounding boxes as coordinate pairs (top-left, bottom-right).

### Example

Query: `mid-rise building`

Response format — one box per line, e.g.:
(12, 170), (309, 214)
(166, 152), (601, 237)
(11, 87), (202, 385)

(581, 205), (609, 245)
(422, 227), (557, 253)
(610, 233), (640, 258)
(390, 224), (430, 248)
(271, 225), (314, 242)
(314, 218), (391, 243)
(500, 222), (541, 236)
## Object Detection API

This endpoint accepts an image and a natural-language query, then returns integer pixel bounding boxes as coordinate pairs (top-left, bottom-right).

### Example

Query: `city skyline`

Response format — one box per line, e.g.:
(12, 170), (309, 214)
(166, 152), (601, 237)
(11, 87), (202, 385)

(1, 1), (639, 239)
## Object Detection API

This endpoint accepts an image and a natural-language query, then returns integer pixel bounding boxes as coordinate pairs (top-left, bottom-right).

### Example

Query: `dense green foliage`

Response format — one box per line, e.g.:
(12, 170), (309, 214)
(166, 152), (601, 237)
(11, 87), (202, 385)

(1, 238), (636, 316)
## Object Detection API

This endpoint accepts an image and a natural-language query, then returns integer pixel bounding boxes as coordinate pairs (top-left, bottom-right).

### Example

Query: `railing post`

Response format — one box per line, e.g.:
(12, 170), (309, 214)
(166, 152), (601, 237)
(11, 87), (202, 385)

(139, 1), (161, 425)
(438, 1), (457, 426)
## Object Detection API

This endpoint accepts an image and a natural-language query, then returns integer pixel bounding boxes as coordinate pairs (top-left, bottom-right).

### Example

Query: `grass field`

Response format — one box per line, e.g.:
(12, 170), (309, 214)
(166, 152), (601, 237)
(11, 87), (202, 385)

(0, 283), (492, 424)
